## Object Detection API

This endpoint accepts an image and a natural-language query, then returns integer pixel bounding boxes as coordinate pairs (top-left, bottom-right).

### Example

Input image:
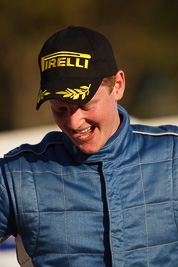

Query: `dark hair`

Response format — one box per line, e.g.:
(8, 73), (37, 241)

(102, 75), (116, 94)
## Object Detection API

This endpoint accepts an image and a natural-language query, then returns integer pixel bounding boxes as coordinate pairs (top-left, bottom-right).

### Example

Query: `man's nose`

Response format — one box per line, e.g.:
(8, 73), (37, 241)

(66, 107), (84, 130)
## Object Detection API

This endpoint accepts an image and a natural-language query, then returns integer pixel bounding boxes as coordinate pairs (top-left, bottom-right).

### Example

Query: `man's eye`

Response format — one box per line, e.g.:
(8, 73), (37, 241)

(82, 107), (89, 111)
(81, 104), (92, 111)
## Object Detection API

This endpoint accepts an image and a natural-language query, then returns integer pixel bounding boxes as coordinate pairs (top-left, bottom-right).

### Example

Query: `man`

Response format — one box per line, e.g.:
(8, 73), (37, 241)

(0, 26), (178, 266)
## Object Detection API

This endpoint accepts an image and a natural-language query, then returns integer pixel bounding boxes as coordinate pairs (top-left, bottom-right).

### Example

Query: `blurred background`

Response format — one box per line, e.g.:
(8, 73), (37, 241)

(0, 0), (178, 266)
(0, 0), (178, 133)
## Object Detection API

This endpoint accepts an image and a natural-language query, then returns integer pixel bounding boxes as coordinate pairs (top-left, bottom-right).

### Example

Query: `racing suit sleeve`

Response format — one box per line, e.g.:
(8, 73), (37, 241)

(0, 158), (16, 244)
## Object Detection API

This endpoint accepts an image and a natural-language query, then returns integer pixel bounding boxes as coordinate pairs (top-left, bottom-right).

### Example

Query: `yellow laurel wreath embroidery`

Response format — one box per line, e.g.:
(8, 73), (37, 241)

(56, 84), (91, 100)
(38, 90), (50, 103)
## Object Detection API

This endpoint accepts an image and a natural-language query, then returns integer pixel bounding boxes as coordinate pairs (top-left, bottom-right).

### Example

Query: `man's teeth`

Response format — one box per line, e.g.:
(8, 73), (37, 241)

(75, 127), (91, 134)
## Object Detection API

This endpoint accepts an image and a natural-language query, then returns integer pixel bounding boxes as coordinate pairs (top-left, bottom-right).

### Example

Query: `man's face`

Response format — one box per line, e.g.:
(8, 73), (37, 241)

(49, 73), (124, 154)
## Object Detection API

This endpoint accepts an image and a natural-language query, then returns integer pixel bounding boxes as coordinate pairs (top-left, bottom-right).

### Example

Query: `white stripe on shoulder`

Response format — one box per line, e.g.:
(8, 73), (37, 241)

(133, 130), (178, 137)
(4, 141), (63, 158)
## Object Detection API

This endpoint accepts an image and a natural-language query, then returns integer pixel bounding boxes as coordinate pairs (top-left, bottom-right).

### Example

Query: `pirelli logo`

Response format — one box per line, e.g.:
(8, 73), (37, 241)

(41, 51), (91, 72)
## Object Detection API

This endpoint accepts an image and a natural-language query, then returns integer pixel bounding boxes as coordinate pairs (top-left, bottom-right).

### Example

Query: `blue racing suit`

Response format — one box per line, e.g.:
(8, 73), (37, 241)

(0, 105), (178, 266)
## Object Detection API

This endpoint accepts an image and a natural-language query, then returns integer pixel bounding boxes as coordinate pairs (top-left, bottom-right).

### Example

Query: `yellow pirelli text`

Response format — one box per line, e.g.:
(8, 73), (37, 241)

(41, 51), (91, 72)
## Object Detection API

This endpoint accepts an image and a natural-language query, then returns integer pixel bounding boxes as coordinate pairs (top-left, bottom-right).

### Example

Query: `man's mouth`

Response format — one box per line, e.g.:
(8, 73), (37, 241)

(74, 126), (95, 138)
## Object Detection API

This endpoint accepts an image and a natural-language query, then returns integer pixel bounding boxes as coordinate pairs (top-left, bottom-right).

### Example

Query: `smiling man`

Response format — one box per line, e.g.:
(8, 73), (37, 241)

(0, 26), (178, 267)
(48, 70), (124, 154)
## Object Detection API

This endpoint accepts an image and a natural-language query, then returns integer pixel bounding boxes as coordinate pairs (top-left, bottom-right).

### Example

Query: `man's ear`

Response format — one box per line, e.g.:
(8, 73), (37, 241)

(114, 70), (125, 101)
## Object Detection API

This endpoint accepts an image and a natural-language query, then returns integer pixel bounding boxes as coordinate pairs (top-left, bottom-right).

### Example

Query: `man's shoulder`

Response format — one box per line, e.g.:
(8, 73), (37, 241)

(4, 131), (64, 158)
(130, 124), (178, 160)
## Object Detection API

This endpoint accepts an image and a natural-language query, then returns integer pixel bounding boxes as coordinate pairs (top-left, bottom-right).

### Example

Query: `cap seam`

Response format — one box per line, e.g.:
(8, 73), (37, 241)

(77, 27), (98, 76)
(60, 29), (71, 78)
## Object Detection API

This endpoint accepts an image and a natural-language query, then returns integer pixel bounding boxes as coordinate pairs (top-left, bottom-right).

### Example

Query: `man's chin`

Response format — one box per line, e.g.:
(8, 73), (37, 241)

(77, 143), (102, 154)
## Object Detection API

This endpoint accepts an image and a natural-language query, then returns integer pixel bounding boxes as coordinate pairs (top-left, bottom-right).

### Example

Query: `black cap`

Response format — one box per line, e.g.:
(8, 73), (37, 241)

(36, 26), (118, 109)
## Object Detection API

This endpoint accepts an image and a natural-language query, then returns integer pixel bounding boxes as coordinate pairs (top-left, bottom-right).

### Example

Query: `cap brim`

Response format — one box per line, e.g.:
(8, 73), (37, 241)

(36, 78), (103, 109)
